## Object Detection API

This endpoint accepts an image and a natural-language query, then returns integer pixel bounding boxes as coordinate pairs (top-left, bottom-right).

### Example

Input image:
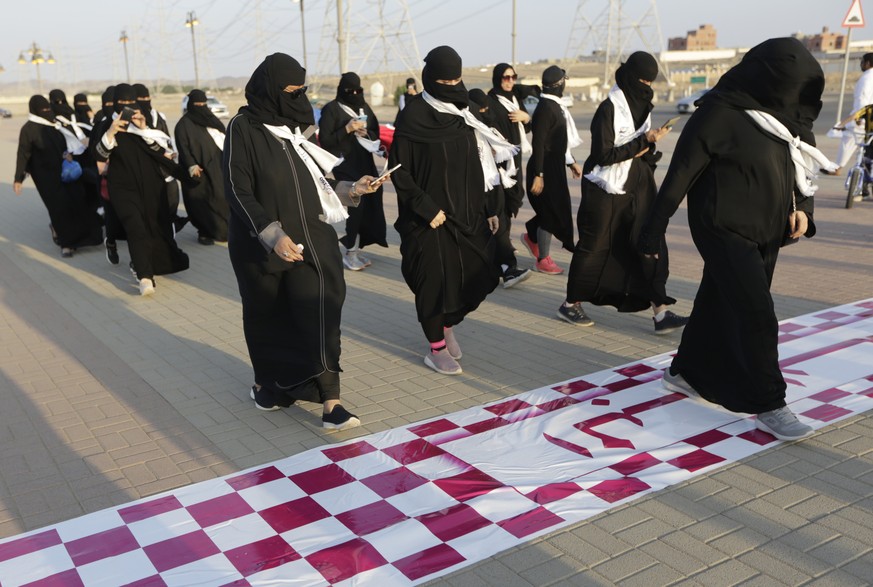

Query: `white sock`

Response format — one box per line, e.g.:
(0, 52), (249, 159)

(654, 310), (667, 322)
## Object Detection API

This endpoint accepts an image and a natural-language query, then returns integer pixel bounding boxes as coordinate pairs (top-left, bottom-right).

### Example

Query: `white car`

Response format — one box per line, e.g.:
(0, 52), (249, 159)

(676, 88), (710, 114)
(181, 95), (230, 118)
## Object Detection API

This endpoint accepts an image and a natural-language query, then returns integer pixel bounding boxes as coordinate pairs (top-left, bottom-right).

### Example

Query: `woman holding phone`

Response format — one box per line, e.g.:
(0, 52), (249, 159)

(558, 51), (687, 333)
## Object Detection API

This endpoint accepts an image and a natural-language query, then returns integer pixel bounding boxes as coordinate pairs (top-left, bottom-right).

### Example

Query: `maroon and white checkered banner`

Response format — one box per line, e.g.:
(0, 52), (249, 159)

(1, 300), (872, 586)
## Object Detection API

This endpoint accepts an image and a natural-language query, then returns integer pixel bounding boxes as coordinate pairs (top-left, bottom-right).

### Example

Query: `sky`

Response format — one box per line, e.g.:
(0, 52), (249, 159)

(0, 0), (868, 90)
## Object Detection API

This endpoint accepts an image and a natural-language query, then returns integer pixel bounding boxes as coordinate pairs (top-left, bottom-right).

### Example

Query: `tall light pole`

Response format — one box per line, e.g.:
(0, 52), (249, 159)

(18, 42), (55, 94)
(185, 11), (200, 88)
(336, 0), (347, 74)
(293, 0), (308, 71)
(119, 30), (131, 83)
(511, 0), (517, 66)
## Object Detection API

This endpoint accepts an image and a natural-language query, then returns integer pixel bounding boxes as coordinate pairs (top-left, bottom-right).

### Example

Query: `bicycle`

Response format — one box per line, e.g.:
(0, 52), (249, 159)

(844, 131), (873, 209)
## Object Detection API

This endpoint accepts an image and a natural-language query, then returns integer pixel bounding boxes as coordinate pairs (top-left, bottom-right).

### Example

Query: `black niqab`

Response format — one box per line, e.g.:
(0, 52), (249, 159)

(29, 95), (55, 122)
(422, 45), (469, 109)
(133, 83), (155, 127)
(337, 72), (365, 110)
(49, 89), (75, 119)
(394, 45), (470, 142)
(614, 51), (658, 129)
(242, 53), (314, 130)
(699, 37), (823, 145)
(73, 93), (91, 121)
(541, 65), (566, 98)
(113, 84), (137, 114)
(185, 89), (226, 132)
(101, 86), (116, 118)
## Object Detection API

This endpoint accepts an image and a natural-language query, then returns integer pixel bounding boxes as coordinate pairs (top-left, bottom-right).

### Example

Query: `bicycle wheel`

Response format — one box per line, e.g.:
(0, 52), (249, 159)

(847, 168), (859, 209)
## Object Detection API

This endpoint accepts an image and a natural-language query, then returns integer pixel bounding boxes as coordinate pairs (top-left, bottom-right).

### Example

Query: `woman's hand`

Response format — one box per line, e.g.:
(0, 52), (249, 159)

(430, 210), (447, 229)
(273, 235), (304, 263)
(353, 175), (387, 196)
(645, 126), (671, 143)
(509, 110), (530, 124)
(569, 163), (582, 179)
(530, 176), (544, 195)
(487, 215), (499, 234)
(787, 210), (808, 239)
(346, 119), (366, 134)
(131, 111), (148, 130)
(13, 182), (23, 196)
(107, 115), (129, 140)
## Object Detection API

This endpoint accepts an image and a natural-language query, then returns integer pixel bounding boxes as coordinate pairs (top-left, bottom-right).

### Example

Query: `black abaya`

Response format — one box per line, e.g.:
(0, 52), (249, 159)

(175, 115), (229, 241)
(525, 98), (574, 251)
(15, 121), (103, 249)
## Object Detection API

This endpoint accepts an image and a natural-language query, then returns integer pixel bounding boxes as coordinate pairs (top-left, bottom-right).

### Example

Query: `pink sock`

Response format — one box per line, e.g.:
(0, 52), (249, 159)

(430, 340), (447, 353)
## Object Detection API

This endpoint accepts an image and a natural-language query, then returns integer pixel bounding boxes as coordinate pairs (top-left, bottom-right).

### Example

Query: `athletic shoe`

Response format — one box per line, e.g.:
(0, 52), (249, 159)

(322, 405), (361, 430)
(342, 250), (366, 271)
(129, 261), (138, 280)
(556, 302), (594, 326)
(661, 367), (700, 399)
(424, 348), (462, 375)
(357, 252), (373, 267)
(250, 386), (281, 411)
(521, 233), (540, 259)
(654, 310), (689, 334)
(502, 267), (532, 289)
(105, 238), (119, 265)
(444, 328), (462, 360)
(197, 235), (215, 246)
(535, 256), (563, 274)
(61, 248), (74, 258)
(138, 278), (155, 296)
(756, 407), (814, 441)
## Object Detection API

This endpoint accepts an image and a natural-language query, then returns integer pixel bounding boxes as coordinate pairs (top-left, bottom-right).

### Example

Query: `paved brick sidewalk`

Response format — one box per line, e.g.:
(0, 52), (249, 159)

(1, 120), (871, 585)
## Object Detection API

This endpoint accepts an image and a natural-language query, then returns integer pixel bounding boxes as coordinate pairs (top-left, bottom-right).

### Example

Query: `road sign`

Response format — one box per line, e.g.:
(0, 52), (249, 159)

(690, 75), (707, 84)
(843, 0), (865, 28)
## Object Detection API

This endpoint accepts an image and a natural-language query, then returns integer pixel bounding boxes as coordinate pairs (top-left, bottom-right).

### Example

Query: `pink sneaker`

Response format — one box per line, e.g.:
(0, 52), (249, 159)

(535, 256), (563, 275)
(521, 233), (539, 259)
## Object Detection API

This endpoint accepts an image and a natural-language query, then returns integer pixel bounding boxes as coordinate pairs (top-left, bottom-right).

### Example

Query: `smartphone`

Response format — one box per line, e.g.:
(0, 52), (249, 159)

(661, 116), (681, 129)
(120, 107), (136, 122)
(369, 163), (401, 186)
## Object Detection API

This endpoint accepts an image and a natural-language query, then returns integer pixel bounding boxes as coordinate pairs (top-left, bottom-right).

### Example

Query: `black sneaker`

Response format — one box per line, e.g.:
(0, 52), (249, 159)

(249, 385), (296, 411)
(556, 303), (594, 326)
(322, 405), (361, 430)
(502, 267), (532, 289)
(105, 238), (119, 265)
(654, 310), (689, 335)
(198, 235), (215, 246)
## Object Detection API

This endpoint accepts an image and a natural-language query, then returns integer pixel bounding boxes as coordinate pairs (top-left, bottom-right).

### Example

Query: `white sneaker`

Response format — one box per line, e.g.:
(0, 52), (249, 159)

(342, 250), (365, 271)
(138, 278), (155, 296)
(357, 252), (372, 267)
(756, 407), (813, 441)
(662, 368), (700, 400)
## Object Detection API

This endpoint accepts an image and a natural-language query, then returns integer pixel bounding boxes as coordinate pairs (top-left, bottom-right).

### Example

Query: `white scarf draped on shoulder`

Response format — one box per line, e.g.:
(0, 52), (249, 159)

(28, 113), (87, 155)
(495, 94), (532, 156)
(422, 91), (520, 191)
(337, 103), (383, 155)
(584, 86), (649, 195)
(745, 110), (838, 196)
(539, 93), (583, 165)
(263, 124), (349, 224)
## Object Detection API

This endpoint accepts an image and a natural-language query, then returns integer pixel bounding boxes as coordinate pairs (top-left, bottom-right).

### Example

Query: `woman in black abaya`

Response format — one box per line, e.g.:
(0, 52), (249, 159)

(318, 72), (387, 270)
(224, 53), (385, 430)
(175, 89), (229, 244)
(639, 38), (833, 441)
(559, 53), (685, 332)
(13, 96), (103, 257)
(389, 45), (501, 376)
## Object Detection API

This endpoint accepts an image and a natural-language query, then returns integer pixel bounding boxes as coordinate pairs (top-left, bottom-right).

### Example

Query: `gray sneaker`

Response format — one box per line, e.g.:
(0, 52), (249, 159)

(444, 328), (462, 360)
(661, 367), (700, 400)
(756, 407), (813, 441)
(556, 302), (594, 326)
(424, 348), (462, 375)
(342, 250), (366, 271)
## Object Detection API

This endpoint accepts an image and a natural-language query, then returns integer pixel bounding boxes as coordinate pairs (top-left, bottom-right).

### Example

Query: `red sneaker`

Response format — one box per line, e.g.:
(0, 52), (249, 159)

(521, 233), (540, 259)
(535, 256), (564, 275)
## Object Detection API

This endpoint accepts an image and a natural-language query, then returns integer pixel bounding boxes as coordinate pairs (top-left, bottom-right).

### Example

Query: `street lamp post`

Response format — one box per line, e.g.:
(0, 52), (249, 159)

(292, 0), (307, 71)
(18, 41), (55, 94)
(119, 30), (131, 83)
(185, 11), (200, 88)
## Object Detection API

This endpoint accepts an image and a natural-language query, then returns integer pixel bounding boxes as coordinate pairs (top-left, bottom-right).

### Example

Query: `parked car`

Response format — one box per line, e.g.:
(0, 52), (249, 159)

(0, 107), (12, 118)
(676, 88), (710, 114)
(181, 95), (230, 118)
